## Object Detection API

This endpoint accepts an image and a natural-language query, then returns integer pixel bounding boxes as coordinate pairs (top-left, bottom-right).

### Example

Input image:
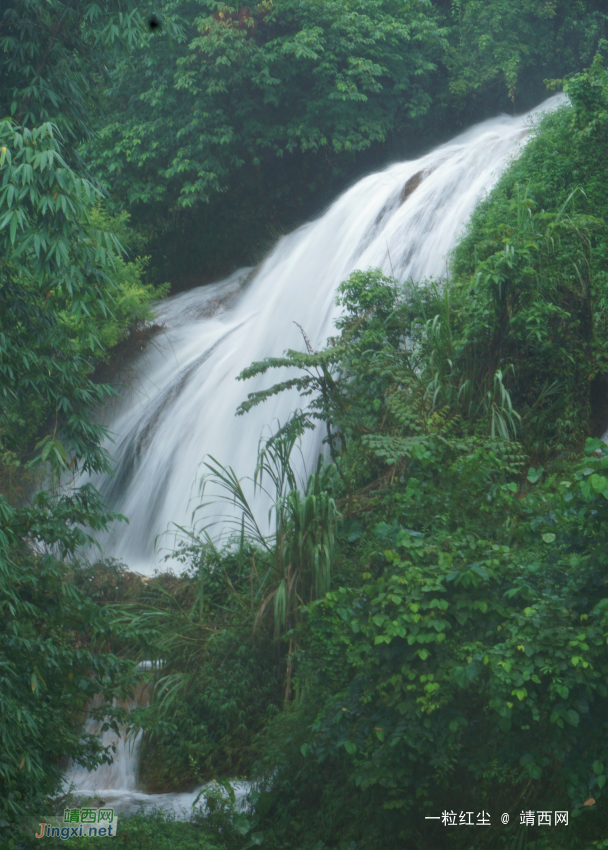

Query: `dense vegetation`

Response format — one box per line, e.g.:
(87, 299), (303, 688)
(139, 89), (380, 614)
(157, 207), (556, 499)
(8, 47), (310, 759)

(0, 1), (161, 837)
(3, 2), (608, 850)
(86, 0), (608, 284)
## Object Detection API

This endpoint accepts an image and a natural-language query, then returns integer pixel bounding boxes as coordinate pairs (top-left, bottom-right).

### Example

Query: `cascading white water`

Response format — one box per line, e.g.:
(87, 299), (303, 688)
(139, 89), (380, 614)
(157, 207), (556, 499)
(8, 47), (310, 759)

(65, 710), (142, 795)
(63, 678), (254, 816)
(81, 95), (566, 576)
(64, 712), (251, 817)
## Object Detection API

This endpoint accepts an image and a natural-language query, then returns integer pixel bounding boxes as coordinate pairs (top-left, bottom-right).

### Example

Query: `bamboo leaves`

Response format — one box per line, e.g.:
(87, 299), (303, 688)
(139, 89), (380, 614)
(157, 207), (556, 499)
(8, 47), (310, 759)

(191, 424), (340, 640)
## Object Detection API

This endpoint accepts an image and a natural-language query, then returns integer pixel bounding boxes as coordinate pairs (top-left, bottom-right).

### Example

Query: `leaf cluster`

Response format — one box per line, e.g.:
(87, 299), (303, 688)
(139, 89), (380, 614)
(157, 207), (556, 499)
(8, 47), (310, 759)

(0, 487), (142, 827)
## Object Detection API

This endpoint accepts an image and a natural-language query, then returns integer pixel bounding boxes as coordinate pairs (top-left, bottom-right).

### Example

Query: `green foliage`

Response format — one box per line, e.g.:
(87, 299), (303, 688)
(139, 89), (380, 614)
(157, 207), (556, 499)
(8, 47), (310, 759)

(88, 205), (169, 350)
(240, 56), (608, 460)
(0, 487), (142, 827)
(306, 444), (608, 815)
(237, 270), (417, 469)
(5, 7), (608, 849)
(454, 51), (608, 272)
(446, 0), (608, 101)
(89, 0), (446, 208)
(448, 53), (608, 451)
(0, 0), (146, 145)
(0, 2), (162, 454)
(83, 0), (608, 283)
(450, 194), (608, 451)
(47, 810), (223, 850)
(0, 4), (164, 833)
(84, 0), (450, 279)
(122, 428), (341, 789)
(249, 447), (608, 848)
(565, 43), (608, 137)
(123, 546), (282, 790)
(195, 426), (340, 641)
(0, 121), (123, 469)
(193, 778), (258, 845)
(224, 66), (608, 847)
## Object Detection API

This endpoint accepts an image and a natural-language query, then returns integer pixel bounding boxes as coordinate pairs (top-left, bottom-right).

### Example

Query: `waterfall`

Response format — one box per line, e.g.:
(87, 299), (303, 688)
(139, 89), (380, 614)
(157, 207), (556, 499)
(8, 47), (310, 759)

(64, 711), (253, 818)
(64, 712), (250, 817)
(63, 690), (146, 812)
(82, 95), (566, 576)
(65, 710), (143, 795)
(63, 677), (253, 816)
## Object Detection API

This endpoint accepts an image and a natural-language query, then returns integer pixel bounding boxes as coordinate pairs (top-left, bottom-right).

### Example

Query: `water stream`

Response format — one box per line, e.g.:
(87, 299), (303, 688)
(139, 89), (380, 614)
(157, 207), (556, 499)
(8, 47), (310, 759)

(65, 726), (250, 819)
(79, 95), (566, 577)
(64, 692), (251, 818)
(68, 95), (567, 813)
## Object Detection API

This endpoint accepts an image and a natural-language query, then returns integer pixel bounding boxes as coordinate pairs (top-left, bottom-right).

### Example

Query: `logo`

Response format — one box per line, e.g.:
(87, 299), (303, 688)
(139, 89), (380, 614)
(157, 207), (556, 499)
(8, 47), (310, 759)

(35, 808), (118, 840)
